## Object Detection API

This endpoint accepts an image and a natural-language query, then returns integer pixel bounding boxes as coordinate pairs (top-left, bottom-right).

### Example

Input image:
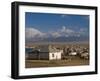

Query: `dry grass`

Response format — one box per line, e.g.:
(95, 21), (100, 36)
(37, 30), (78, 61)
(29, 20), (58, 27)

(25, 56), (89, 68)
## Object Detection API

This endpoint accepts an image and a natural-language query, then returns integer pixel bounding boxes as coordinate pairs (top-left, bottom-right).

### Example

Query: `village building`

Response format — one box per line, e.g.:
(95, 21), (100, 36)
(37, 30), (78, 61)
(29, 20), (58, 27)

(26, 45), (63, 60)
(80, 52), (89, 59)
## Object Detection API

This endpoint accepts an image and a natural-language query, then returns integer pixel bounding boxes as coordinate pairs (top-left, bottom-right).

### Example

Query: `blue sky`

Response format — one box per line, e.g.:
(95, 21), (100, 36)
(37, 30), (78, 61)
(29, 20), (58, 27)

(25, 12), (89, 42)
(25, 12), (89, 32)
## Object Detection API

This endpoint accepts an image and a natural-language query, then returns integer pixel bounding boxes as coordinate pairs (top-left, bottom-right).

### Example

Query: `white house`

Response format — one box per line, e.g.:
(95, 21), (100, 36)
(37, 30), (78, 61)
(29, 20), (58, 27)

(26, 45), (63, 60)
(49, 46), (63, 60)
(69, 52), (77, 56)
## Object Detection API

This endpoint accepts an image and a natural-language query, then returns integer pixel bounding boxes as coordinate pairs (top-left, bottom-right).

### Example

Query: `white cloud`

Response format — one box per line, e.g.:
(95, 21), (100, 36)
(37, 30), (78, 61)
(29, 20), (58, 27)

(61, 26), (66, 32)
(49, 26), (75, 38)
(25, 26), (88, 41)
(25, 27), (45, 39)
(61, 26), (74, 34)
(53, 26), (88, 37)
(51, 32), (61, 38)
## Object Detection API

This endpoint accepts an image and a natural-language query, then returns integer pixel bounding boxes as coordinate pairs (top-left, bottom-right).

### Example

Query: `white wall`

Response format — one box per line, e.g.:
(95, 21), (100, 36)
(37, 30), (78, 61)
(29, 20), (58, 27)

(0, 0), (99, 81)
(49, 52), (62, 60)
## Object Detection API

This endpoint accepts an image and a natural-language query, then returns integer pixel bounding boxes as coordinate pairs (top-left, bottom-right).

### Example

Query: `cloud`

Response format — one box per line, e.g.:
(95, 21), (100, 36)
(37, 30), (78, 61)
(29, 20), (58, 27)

(61, 26), (66, 32)
(61, 14), (66, 18)
(60, 26), (74, 34)
(61, 14), (71, 18)
(25, 27), (45, 39)
(50, 26), (88, 38)
(25, 26), (88, 41)
(51, 32), (61, 38)
(49, 26), (75, 38)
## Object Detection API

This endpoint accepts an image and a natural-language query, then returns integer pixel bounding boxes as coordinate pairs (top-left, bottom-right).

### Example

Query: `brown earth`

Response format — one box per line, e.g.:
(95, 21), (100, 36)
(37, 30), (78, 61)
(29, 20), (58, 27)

(25, 56), (89, 68)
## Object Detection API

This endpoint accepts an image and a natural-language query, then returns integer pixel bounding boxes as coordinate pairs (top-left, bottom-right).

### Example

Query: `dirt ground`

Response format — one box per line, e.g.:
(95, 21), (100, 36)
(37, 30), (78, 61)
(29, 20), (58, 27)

(25, 56), (89, 68)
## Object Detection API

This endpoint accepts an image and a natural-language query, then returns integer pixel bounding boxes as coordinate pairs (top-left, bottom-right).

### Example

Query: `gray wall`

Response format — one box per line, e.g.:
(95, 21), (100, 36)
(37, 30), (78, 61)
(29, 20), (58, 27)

(26, 52), (49, 60)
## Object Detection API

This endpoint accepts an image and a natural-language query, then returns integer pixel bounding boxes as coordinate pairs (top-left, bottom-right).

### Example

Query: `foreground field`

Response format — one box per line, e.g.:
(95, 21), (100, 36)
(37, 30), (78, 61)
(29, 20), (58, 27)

(25, 56), (89, 68)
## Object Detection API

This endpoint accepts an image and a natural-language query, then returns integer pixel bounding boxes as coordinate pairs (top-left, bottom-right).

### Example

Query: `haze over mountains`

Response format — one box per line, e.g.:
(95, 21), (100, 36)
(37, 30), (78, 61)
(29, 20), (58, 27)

(25, 26), (89, 43)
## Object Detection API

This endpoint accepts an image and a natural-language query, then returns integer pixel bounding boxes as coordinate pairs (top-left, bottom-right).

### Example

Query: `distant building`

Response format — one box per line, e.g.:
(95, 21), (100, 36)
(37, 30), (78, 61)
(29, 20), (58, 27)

(69, 52), (77, 56)
(80, 52), (89, 60)
(26, 45), (63, 60)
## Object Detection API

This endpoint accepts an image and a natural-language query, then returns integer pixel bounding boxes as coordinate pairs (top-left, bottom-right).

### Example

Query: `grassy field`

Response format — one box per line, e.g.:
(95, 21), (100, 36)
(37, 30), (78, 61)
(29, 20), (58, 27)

(25, 56), (89, 68)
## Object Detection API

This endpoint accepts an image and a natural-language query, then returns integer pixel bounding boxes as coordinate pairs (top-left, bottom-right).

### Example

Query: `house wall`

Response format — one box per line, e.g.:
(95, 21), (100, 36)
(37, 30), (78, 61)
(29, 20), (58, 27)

(39, 52), (49, 60)
(49, 51), (62, 60)
(26, 53), (39, 60)
(26, 52), (49, 60)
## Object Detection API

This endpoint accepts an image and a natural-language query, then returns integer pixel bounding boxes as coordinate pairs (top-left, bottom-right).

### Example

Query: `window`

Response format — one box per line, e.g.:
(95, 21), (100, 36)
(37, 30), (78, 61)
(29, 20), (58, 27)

(52, 54), (54, 57)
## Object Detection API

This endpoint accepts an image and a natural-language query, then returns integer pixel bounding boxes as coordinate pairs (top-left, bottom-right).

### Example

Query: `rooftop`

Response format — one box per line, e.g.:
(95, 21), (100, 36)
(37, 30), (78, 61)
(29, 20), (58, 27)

(36, 45), (62, 52)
